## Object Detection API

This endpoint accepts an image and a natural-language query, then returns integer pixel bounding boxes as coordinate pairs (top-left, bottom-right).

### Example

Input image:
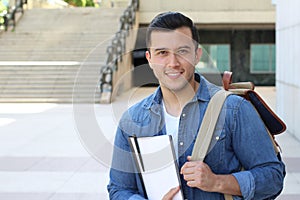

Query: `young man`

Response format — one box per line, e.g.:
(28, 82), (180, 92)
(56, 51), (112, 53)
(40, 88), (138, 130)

(107, 12), (285, 200)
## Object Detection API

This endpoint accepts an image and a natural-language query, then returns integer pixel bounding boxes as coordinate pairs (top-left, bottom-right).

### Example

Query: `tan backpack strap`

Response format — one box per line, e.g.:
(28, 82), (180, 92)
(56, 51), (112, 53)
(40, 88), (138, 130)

(224, 194), (234, 200)
(191, 89), (234, 200)
(191, 90), (231, 161)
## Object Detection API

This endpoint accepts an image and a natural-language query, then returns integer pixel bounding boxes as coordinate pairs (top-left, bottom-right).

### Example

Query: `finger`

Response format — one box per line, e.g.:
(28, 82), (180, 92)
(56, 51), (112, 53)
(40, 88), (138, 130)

(183, 174), (195, 181)
(181, 166), (195, 175)
(169, 186), (180, 194)
(180, 162), (197, 174)
(186, 180), (197, 188)
(185, 160), (203, 167)
(181, 160), (206, 175)
(163, 186), (180, 200)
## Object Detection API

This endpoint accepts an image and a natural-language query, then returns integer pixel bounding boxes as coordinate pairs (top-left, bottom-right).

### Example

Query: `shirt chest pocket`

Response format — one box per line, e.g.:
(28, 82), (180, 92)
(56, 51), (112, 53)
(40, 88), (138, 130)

(202, 127), (226, 171)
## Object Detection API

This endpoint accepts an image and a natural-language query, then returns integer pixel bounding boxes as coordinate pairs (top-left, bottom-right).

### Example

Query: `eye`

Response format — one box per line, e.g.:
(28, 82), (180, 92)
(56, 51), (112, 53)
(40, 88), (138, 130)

(156, 50), (168, 56)
(177, 48), (190, 55)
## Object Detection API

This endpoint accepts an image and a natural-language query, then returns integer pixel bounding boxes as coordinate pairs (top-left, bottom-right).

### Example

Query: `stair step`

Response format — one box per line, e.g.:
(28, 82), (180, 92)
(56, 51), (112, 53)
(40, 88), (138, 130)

(0, 7), (124, 103)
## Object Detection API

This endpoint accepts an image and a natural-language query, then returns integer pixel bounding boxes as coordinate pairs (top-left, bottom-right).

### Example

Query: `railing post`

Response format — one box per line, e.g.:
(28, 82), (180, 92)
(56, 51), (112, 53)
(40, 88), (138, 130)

(99, 0), (139, 103)
(99, 65), (113, 103)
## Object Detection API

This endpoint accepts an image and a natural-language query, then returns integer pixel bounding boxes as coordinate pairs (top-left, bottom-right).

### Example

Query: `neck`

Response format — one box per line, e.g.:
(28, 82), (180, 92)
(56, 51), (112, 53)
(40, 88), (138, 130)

(161, 81), (199, 117)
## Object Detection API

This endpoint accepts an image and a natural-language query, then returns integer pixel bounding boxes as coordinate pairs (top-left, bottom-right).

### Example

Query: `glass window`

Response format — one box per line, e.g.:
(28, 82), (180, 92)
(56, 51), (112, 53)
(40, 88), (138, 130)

(196, 44), (230, 73)
(250, 44), (275, 73)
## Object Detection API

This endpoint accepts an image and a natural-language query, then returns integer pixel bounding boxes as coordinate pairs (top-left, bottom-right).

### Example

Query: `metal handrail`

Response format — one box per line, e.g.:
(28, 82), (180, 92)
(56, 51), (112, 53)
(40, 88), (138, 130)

(99, 0), (139, 102)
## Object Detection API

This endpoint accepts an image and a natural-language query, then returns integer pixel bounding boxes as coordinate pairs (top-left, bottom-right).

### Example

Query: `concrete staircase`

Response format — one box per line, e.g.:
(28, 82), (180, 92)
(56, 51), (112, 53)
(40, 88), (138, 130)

(0, 7), (125, 103)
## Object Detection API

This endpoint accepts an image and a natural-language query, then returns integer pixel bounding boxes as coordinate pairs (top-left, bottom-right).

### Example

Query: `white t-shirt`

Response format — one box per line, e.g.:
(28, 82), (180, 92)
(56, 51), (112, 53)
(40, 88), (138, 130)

(162, 101), (180, 159)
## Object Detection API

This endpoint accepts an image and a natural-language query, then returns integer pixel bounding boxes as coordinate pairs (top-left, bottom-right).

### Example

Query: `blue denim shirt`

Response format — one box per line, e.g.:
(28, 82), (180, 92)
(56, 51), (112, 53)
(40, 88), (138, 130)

(107, 74), (285, 200)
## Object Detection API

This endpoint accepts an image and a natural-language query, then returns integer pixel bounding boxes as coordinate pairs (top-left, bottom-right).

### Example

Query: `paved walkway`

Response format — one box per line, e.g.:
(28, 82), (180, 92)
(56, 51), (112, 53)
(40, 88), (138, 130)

(0, 87), (299, 200)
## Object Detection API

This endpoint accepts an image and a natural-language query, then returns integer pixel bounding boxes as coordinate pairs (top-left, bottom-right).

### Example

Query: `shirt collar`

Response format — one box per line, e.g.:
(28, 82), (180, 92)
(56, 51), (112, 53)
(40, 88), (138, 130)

(194, 73), (219, 102)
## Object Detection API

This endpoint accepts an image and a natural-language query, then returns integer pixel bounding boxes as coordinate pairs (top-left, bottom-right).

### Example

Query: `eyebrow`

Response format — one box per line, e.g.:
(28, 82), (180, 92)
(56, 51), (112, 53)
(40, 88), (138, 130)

(152, 45), (192, 52)
(152, 48), (168, 52)
(178, 45), (192, 50)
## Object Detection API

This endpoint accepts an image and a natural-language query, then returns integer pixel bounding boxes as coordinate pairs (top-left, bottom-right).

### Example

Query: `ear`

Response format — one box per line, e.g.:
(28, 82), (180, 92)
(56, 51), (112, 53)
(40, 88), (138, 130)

(195, 47), (202, 64)
(145, 50), (151, 60)
(145, 50), (153, 69)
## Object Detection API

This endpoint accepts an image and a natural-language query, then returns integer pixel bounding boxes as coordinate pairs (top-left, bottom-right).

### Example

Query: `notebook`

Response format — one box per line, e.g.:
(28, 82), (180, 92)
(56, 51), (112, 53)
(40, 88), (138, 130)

(128, 135), (184, 200)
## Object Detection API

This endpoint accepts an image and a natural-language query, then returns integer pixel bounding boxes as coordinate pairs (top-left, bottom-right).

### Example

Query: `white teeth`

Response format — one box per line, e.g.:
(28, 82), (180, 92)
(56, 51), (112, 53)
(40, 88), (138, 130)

(166, 72), (180, 76)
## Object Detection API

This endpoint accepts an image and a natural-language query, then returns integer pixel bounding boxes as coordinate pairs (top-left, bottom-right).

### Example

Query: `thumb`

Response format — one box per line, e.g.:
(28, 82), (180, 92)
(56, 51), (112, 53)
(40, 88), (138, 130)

(162, 186), (180, 200)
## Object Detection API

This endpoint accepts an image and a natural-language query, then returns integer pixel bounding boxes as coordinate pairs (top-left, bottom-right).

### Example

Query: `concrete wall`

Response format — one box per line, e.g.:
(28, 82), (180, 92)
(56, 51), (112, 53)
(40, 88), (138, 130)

(139, 0), (275, 25)
(276, 0), (300, 140)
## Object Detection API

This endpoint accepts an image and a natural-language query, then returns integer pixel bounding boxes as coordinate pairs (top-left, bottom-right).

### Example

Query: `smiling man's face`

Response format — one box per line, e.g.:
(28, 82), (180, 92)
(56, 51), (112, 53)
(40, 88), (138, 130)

(146, 26), (202, 93)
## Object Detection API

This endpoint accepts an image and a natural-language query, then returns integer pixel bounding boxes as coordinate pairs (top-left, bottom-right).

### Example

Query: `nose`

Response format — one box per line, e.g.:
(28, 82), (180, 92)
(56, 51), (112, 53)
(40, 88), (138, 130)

(168, 52), (180, 67)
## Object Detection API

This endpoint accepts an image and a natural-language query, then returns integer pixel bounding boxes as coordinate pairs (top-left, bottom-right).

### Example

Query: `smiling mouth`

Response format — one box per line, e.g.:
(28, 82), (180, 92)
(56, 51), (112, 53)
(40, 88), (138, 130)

(165, 71), (183, 79)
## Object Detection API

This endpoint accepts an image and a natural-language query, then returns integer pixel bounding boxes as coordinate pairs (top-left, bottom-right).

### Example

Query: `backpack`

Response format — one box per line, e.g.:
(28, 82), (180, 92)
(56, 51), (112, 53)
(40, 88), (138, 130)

(191, 71), (286, 200)
(222, 71), (286, 154)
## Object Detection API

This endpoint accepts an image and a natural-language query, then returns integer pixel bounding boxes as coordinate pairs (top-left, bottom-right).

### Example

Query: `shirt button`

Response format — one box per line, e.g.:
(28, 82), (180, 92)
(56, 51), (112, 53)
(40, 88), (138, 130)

(216, 136), (220, 140)
(179, 142), (184, 146)
(182, 113), (186, 118)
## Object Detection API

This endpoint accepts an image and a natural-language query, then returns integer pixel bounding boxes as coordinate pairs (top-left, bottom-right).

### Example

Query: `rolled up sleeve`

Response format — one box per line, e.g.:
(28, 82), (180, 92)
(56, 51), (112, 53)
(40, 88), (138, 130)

(232, 171), (255, 200)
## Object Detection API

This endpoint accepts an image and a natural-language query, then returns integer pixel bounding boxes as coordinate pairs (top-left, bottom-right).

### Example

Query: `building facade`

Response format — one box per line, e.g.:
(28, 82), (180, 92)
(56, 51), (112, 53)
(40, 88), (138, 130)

(133, 0), (276, 86)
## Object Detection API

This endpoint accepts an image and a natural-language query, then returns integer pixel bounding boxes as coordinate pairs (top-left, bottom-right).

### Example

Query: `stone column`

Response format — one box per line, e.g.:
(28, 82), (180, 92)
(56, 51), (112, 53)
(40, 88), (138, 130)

(276, 0), (300, 140)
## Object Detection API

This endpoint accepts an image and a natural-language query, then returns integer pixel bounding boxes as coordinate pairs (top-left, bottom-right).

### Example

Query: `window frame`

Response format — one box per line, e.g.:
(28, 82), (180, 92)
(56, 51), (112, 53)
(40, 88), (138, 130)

(196, 44), (231, 74)
(250, 43), (276, 74)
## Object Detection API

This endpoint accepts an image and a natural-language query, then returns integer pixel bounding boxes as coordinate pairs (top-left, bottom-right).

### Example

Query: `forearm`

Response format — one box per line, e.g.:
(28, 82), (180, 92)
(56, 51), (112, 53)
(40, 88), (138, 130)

(108, 187), (146, 200)
(108, 179), (147, 200)
(211, 174), (242, 196)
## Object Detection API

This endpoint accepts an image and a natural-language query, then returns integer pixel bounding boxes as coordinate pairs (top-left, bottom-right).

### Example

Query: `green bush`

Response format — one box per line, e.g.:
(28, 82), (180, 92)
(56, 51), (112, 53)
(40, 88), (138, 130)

(64, 0), (95, 7)
(0, 1), (8, 26)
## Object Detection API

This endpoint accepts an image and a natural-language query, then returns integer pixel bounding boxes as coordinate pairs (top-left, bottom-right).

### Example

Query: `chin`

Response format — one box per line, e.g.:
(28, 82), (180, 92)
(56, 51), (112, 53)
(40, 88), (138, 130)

(166, 84), (186, 92)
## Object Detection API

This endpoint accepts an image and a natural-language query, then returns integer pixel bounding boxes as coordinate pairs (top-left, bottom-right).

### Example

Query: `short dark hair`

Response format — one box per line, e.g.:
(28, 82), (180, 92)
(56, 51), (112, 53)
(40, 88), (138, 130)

(146, 12), (199, 49)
